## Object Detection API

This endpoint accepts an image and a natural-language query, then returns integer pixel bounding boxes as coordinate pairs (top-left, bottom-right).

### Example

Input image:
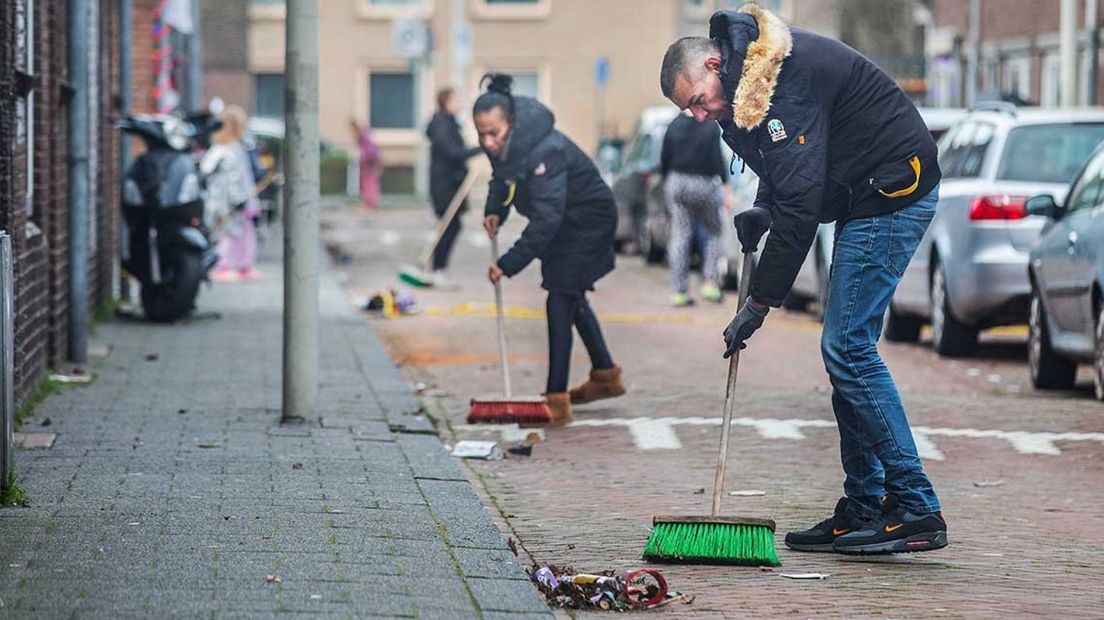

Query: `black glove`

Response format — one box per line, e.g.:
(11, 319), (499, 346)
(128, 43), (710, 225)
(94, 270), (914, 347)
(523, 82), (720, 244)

(723, 299), (769, 358)
(734, 206), (772, 253)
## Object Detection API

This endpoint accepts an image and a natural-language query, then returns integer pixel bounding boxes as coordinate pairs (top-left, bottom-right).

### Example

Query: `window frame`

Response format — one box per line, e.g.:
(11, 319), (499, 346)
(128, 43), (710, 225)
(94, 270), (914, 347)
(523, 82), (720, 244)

(355, 0), (434, 21)
(470, 0), (552, 21)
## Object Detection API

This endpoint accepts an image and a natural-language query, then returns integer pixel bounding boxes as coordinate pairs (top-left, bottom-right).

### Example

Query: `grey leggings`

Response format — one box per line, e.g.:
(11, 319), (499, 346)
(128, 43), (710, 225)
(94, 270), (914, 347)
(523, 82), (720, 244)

(663, 172), (724, 293)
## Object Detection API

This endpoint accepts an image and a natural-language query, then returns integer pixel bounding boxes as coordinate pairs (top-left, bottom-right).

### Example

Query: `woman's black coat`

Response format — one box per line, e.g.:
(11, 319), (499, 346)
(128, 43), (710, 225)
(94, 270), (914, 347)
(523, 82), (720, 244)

(426, 111), (481, 214)
(483, 97), (617, 292)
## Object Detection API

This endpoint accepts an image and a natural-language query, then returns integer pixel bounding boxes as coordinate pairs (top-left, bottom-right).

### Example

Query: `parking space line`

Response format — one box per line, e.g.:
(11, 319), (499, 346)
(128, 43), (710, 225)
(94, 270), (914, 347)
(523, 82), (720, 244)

(456, 416), (1104, 460)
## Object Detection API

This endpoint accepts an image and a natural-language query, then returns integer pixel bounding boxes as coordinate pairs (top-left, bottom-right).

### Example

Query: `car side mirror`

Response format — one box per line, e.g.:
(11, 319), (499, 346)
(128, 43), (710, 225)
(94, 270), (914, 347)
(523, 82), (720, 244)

(1025, 194), (1059, 219)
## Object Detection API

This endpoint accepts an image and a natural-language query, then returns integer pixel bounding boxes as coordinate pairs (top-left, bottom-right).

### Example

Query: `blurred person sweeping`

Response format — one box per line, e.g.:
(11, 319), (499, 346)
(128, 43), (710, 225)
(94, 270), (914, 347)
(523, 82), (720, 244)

(660, 110), (732, 306)
(202, 105), (260, 282)
(660, 4), (946, 555)
(474, 74), (625, 425)
(426, 87), (483, 288)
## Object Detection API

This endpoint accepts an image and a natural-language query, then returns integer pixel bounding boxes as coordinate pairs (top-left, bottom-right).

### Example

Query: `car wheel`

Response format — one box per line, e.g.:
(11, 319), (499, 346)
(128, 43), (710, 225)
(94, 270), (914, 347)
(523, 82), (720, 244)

(883, 303), (923, 343)
(930, 261), (978, 357)
(1094, 303), (1104, 402)
(1027, 289), (1077, 390)
(718, 255), (740, 292)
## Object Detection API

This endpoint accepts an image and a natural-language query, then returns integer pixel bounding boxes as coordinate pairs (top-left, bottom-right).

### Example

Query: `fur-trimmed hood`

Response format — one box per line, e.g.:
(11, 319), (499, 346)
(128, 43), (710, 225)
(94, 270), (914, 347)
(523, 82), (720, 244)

(709, 4), (793, 130)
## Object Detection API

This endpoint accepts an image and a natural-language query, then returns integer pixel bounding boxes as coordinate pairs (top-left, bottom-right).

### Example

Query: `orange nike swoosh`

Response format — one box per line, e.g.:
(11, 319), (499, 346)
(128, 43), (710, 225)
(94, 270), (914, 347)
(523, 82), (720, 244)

(884, 523), (904, 533)
(832, 529), (849, 536)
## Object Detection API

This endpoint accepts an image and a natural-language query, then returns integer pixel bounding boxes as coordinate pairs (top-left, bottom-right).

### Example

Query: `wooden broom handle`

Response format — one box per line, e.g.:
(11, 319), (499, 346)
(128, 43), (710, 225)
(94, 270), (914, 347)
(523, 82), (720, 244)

(491, 235), (512, 398)
(419, 169), (479, 270)
(712, 253), (754, 518)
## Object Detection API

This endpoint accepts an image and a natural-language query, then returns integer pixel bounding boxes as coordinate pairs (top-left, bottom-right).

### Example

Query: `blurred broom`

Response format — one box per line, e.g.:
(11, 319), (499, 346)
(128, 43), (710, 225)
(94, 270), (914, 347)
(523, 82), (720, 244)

(398, 169), (479, 287)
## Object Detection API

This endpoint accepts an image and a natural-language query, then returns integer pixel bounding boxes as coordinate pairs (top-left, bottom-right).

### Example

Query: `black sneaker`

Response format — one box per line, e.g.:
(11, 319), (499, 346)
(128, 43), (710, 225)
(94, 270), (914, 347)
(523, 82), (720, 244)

(833, 494), (948, 555)
(784, 497), (870, 552)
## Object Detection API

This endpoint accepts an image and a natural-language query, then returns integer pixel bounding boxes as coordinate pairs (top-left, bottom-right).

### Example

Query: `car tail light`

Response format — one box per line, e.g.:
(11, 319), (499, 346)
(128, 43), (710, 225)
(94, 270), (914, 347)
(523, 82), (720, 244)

(968, 195), (1028, 221)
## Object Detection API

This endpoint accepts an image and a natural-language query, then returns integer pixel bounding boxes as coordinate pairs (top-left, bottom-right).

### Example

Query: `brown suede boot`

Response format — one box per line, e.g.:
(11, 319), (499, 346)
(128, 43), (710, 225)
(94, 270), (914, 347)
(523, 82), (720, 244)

(545, 392), (573, 427)
(569, 366), (626, 405)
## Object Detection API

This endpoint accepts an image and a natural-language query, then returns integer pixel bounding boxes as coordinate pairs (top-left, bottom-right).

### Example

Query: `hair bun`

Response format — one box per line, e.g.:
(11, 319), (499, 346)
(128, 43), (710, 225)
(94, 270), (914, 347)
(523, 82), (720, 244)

(482, 73), (514, 96)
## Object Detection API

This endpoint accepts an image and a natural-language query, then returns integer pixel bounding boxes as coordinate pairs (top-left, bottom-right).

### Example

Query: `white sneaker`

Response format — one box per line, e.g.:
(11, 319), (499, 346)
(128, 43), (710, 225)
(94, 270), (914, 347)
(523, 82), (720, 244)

(431, 271), (460, 291)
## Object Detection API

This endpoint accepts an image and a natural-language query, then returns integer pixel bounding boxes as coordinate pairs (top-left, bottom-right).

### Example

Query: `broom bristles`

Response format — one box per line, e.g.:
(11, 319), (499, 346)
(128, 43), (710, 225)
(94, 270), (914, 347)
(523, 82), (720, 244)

(643, 520), (780, 566)
(398, 265), (433, 288)
(467, 400), (552, 425)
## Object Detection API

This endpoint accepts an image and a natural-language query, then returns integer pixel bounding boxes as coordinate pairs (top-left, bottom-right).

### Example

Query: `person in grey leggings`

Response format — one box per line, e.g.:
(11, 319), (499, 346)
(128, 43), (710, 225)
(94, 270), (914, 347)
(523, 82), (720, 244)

(660, 112), (730, 306)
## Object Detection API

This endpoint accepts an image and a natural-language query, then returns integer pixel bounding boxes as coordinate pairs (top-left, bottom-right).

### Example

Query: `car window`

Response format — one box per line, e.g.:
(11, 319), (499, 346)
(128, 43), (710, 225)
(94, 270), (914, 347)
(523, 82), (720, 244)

(939, 121), (994, 179)
(997, 123), (1104, 184)
(1063, 149), (1104, 214)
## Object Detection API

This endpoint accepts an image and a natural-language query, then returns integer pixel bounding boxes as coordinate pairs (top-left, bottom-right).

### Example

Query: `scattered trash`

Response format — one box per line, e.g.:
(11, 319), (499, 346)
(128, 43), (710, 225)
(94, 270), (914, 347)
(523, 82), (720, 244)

(364, 289), (423, 318)
(177, 409), (187, 415)
(13, 432), (57, 450)
(265, 574), (281, 584)
(525, 432), (542, 444)
(528, 565), (689, 611)
(292, 463), (304, 470)
(507, 538), (519, 557)
(780, 573), (830, 580)
(127, 522), (140, 526)
(966, 368), (981, 377)
(981, 553), (1004, 557)
(507, 443), (533, 457)
(973, 480), (1005, 488)
(40, 418), (51, 427)
(145, 353), (159, 362)
(195, 443), (223, 449)
(987, 374), (1002, 384)
(692, 488), (705, 495)
(414, 382), (428, 395)
(728, 490), (766, 497)
(309, 594), (322, 600)
(49, 372), (92, 384)
(451, 440), (504, 461)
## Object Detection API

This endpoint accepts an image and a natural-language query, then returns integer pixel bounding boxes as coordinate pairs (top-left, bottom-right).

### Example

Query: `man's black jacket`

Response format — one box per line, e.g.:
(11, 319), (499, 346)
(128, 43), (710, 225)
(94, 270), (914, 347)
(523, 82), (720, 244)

(711, 5), (941, 306)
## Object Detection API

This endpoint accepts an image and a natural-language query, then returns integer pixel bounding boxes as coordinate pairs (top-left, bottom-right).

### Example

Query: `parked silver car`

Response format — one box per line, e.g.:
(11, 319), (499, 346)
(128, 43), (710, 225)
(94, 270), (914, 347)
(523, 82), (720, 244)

(884, 107), (1104, 356)
(785, 107), (968, 319)
(1025, 143), (1104, 400)
(610, 106), (680, 260)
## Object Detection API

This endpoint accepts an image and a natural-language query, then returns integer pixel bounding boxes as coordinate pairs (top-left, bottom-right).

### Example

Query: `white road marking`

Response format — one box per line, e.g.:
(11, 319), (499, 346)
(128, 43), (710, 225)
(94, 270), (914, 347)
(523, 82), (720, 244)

(455, 416), (1104, 460)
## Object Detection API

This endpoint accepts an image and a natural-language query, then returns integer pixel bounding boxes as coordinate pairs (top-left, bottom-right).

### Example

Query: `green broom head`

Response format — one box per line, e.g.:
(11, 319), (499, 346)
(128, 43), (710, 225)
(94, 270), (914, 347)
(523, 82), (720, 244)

(643, 516), (780, 566)
(398, 265), (434, 288)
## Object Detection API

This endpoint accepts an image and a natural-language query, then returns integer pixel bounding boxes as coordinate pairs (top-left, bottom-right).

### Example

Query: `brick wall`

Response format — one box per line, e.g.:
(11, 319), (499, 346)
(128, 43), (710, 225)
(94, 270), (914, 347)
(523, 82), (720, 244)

(1, 0), (122, 405)
(201, 0), (251, 108)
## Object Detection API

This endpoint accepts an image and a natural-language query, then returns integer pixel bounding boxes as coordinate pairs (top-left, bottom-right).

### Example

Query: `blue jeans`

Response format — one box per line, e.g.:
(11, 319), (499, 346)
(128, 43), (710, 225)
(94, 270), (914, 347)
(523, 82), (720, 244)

(821, 185), (941, 519)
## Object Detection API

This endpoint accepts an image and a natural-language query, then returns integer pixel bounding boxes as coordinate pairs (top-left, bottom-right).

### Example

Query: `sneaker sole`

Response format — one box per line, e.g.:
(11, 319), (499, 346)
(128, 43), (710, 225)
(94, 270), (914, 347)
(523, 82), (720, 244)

(784, 541), (837, 553)
(834, 531), (948, 556)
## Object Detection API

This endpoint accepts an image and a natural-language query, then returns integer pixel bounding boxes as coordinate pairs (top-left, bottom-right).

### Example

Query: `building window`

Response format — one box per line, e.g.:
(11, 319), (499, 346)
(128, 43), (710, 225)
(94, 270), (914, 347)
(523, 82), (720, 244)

(254, 73), (286, 119)
(356, 0), (433, 19)
(505, 71), (539, 99)
(1002, 56), (1032, 103)
(1041, 53), (1061, 108)
(471, 0), (550, 20)
(369, 72), (416, 130)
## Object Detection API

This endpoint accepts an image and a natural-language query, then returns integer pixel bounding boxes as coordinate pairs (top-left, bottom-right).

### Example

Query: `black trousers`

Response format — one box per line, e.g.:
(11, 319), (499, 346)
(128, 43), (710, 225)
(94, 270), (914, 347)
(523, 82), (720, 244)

(546, 291), (614, 393)
(430, 174), (466, 271)
(431, 206), (463, 271)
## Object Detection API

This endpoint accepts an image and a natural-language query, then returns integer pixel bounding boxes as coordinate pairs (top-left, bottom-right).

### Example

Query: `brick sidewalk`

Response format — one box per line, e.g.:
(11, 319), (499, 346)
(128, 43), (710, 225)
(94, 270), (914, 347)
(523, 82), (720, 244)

(0, 246), (551, 618)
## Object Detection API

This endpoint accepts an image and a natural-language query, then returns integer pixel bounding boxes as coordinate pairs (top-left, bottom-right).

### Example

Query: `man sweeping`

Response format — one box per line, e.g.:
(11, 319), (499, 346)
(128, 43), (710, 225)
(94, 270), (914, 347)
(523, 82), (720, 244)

(660, 4), (947, 555)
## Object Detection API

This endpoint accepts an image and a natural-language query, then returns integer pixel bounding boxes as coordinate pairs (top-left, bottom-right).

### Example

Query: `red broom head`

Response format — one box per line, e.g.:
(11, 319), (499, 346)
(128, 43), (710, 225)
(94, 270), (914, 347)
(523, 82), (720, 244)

(467, 400), (552, 425)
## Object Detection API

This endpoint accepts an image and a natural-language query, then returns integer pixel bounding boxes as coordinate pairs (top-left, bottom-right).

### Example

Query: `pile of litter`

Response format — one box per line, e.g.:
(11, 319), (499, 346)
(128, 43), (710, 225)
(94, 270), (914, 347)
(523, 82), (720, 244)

(362, 289), (422, 318)
(528, 565), (692, 611)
